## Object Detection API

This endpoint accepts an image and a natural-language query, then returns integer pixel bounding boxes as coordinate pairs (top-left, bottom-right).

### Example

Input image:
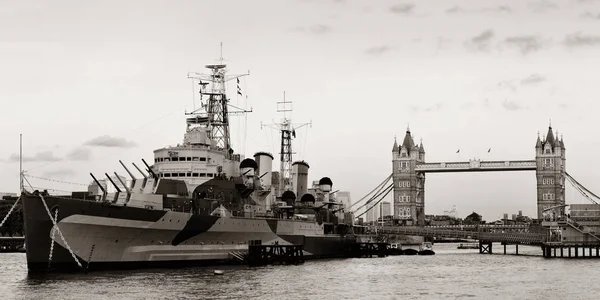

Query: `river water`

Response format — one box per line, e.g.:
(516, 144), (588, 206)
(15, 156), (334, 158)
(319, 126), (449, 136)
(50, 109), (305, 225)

(1, 243), (599, 300)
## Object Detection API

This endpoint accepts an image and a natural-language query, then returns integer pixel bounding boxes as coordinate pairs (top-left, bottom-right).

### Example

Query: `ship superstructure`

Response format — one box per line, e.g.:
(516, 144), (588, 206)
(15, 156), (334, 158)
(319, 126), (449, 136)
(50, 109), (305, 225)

(151, 63), (251, 196)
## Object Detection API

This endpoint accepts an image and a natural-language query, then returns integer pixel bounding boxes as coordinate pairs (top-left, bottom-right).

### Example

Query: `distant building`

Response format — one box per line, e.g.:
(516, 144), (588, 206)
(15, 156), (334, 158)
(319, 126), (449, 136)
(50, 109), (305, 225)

(337, 191), (352, 209)
(0, 192), (18, 199)
(464, 212), (483, 225)
(366, 207), (379, 224)
(380, 201), (391, 217)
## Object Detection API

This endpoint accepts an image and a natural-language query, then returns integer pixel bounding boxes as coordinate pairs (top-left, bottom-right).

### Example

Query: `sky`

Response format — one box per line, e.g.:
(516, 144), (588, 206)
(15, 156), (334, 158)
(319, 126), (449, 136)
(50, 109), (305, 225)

(1, 0), (600, 221)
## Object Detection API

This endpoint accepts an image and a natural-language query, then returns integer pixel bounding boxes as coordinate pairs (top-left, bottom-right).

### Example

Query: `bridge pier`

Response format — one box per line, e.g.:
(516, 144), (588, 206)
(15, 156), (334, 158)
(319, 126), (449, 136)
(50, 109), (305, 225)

(502, 243), (519, 255)
(479, 241), (492, 254)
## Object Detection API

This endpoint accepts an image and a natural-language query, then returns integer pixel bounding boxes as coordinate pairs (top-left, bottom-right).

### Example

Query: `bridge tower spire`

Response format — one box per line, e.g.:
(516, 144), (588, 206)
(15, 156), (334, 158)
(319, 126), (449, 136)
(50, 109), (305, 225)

(535, 124), (566, 219)
(392, 127), (426, 226)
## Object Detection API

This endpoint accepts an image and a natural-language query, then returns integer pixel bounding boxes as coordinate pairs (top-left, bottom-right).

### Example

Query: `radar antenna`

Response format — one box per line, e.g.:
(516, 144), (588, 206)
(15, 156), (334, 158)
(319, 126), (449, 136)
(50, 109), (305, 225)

(185, 43), (251, 155)
(261, 92), (311, 196)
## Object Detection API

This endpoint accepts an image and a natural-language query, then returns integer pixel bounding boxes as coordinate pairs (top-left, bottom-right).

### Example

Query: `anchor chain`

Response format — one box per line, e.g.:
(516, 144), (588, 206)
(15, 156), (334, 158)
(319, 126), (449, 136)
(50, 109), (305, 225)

(38, 194), (83, 270)
(22, 174), (85, 270)
(48, 208), (58, 269)
(0, 196), (21, 228)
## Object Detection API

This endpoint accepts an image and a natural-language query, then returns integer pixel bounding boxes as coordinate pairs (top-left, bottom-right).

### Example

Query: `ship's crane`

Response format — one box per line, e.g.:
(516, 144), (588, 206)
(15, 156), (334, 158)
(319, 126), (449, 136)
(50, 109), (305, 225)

(261, 92), (311, 197)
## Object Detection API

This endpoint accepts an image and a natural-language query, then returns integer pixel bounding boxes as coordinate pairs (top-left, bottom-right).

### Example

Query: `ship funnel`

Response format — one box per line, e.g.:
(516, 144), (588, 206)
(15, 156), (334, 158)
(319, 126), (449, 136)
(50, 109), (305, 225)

(319, 177), (333, 193)
(292, 161), (310, 198)
(239, 158), (258, 177)
(254, 152), (273, 188)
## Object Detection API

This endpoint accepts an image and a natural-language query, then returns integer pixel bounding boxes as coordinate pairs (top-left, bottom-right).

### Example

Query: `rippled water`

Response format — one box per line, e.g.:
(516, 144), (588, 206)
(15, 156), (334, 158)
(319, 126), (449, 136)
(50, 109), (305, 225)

(1, 243), (600, 299)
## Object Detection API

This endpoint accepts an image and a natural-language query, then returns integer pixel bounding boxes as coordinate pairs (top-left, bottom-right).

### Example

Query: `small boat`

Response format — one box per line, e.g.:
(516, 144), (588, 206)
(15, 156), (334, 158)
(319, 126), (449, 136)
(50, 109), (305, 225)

(418, 242), (435, 255)
(403, 245), (419, 255)
(388, 243), (404, 255)
(457, 243), (479, 249)
(214, 270), (224, 275)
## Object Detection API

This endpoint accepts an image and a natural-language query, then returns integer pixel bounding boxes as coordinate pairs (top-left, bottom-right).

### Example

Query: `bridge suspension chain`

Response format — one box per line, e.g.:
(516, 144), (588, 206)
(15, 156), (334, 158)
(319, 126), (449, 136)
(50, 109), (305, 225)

(349, 174), (392, 209)
(355, 184), (394, 219)
(565, 172), (600, 204)
(353, 181), (394, 213)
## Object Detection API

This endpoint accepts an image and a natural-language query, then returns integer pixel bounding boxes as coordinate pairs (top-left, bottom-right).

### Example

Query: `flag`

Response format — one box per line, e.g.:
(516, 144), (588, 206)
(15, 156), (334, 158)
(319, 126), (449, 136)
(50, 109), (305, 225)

(456, 149), (460, 153)
(237, 90), (242, 96)
(487, 148), (491, 153)
(237, 78), (240, 84)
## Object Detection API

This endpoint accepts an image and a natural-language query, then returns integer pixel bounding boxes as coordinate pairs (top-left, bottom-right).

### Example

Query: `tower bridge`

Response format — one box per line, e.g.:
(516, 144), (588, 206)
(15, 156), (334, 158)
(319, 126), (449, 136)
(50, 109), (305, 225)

(391, 124), (567, 225)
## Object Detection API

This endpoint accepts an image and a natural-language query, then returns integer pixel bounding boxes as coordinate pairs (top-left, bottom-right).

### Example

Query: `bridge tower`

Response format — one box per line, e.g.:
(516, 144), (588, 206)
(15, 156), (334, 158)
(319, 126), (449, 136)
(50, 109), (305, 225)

(535, 124), (566, 219)
(392, 127), (426, 225)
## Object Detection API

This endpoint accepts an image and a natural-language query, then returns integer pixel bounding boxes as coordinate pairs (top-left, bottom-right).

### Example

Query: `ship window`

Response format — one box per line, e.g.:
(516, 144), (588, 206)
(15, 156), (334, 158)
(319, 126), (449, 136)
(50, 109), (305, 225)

(164, 173), (171, 178)
(179, 173), (186, 177)
(207, 173), (213, 177)
(186, 173), (191, 177)
(200, 173), (206, 177)
(192, 173), (199, 177)
(187, 157), (191, 161)
(200, 157), (207, 161)
(192, 157), (199, 161)
(164, 158), (170, 162)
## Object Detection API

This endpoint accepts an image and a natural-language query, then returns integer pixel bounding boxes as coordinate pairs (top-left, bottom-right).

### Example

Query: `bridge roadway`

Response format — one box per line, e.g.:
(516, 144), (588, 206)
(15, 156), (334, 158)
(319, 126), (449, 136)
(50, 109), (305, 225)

(415, 160), (536, 173)
(373, 226), (546, 245)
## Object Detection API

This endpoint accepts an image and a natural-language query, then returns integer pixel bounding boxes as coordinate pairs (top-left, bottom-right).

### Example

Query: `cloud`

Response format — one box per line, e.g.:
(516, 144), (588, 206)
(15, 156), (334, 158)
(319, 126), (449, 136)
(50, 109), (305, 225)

(446, 5), (511, 14)
(409, 103), (443, 113)
(502, 99), (527, 111)
(498, 80), (518, 92)
(42, 169), (76, 178)
(67, 147), (92, 161)
(528, 1), (559, 13)
(364, 45), (394, 56)
(498, 74), (548, 92)
(564, 32), (600, 47)
(389, 3), (414, 15)
(83, 135), (137, 148)
(483, 5), (512, 13)
(581, 12), (600, 19)
(465, 30), (495, 52)
(9, 151), (60, 162)
(520, 74), (546, 85)
(291, 24), (331, 35)
(503, 35), (545, 54)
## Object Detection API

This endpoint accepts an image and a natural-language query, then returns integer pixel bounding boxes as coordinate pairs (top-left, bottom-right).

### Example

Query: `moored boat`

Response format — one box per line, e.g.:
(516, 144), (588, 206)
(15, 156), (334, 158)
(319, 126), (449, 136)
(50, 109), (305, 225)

(21, 60), (357, 273)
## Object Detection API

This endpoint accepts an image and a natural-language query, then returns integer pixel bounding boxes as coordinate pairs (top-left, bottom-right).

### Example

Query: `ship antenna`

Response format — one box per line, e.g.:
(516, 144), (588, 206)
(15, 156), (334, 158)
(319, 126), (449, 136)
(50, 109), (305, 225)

(19, 133), (23, 193)
(219, 42), (224, 65)
(261, 93), (311, 196)
(186, 48), (250, 157)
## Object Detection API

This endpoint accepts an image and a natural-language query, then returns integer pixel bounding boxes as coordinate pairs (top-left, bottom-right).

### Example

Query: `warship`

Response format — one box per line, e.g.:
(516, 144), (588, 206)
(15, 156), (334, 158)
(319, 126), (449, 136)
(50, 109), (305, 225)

(21, 61), (356, 273)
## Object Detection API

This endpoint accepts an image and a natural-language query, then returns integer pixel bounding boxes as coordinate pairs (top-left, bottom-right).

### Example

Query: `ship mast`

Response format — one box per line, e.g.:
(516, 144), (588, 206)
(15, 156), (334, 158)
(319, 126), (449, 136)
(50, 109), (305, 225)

(261, 92), (311, 196)
(186, 43), (250, 155)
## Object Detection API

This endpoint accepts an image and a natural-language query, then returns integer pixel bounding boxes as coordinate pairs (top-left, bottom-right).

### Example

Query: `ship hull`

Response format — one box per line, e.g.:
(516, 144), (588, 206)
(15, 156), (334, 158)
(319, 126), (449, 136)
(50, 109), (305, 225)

(22, 193), (352, 273)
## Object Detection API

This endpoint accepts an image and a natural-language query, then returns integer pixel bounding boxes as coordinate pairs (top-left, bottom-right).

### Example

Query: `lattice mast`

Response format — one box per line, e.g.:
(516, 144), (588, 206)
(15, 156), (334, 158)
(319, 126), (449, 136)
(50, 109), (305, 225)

(262, 92), (311, 196)
(186, 43), (250, 155)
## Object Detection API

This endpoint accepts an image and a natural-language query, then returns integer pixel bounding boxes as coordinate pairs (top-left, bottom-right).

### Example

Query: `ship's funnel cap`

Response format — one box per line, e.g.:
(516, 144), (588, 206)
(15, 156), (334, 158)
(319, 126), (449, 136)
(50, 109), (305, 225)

(319, 177), (333, 186)
(239, 158), (258, 170)
(282, 190), (296, 206)
(300, 193), (316, 202)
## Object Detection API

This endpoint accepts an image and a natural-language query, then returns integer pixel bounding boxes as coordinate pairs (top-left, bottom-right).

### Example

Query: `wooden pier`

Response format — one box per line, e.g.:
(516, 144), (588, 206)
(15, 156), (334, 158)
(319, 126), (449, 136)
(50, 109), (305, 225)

(345, 242), (389, 258)
(246, 240), (304, 266)
(542, 243), (600, 258)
